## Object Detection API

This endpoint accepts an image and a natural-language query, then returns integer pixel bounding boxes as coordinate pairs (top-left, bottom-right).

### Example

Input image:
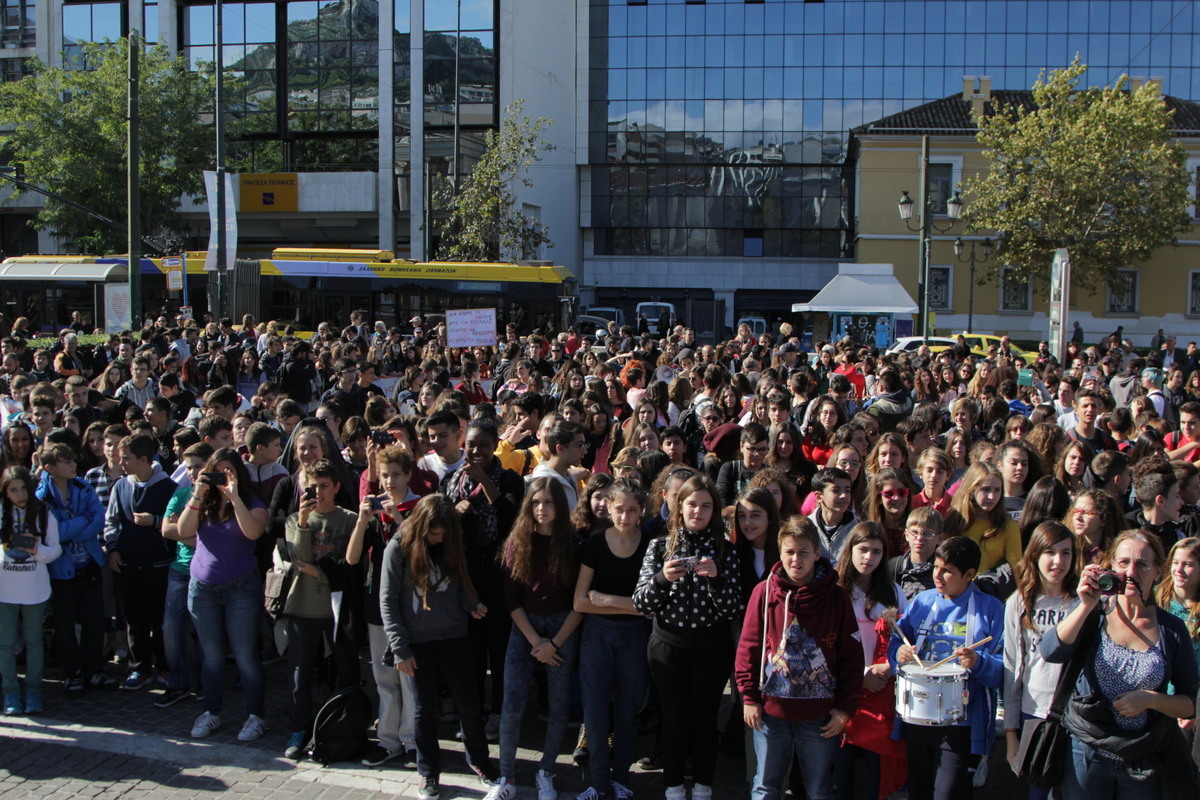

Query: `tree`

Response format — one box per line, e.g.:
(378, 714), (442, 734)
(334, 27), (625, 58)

(963, 59), (1193, 293)
(435, 100), (554, 261)
(0, 39), (214, 254)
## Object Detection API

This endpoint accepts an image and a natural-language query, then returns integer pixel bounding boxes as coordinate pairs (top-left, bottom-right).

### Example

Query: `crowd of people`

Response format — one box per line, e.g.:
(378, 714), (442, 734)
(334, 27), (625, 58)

(1, 310), (1200, 800)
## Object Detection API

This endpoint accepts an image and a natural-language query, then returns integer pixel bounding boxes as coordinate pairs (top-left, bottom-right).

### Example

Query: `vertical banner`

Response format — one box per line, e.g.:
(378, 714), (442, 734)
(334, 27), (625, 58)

(203, 170), (238, 271)
(1048, 248), (1070, 363)
(105, 283), (131, 332)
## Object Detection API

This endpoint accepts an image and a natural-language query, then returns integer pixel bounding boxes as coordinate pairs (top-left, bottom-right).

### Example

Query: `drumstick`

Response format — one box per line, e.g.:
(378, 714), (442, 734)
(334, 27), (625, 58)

(925, 636), (995, 670)
(893, 624), (924, 668)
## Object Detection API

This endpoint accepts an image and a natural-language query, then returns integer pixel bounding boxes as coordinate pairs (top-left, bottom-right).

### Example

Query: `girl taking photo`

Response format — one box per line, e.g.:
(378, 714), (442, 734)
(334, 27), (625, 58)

(0, 467), (60, 715)
(634, 475), (743, 800)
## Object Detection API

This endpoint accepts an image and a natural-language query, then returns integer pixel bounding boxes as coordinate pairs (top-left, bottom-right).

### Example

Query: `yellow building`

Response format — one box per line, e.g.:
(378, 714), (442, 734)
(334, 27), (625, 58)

(851, 78), (1200, 348)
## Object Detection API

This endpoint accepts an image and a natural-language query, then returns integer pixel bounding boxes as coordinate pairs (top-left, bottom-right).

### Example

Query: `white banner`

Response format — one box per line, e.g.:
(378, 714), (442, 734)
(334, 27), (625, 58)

(1048, 248), (1070, 363)
(105, 283), (131, 333)
(203, 170), (238, 271)
(446, 308), (498, 348)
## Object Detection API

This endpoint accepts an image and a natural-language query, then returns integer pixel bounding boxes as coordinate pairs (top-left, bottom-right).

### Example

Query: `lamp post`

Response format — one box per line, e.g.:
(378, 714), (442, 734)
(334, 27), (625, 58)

(954, 236), (992, 334)
(897, 136), (963, 343)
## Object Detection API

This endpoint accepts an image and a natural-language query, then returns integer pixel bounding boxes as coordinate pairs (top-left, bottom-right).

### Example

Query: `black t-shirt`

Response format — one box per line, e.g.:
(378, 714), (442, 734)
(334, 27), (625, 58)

(581, 530), (651, 623)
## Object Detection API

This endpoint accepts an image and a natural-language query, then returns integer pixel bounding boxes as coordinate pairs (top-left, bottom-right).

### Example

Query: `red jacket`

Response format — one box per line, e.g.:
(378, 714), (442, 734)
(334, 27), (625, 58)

(735, 559), (864, 722)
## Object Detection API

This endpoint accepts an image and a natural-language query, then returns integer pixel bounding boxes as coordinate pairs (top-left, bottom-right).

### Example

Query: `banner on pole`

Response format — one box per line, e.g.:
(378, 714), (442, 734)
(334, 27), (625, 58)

(203, 170), (238, 271)
(1048, 248), (1070, 363)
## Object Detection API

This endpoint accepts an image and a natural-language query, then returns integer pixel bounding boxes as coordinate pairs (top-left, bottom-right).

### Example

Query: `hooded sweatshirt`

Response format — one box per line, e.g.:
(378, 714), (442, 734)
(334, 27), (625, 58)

(102, 463), (178, 569)
(866, 389), (914, 433)
(36, 471), (106, 580)
(735, 559), (864, 722)
(808, 506), (858, 565)
(379, 535), (480, 663)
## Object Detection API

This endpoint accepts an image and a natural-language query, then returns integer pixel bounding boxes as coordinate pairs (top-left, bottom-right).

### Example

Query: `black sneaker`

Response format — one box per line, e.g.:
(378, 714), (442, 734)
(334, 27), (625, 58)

(573, 726), (590, 766)
(153, 688), (190, 709)
(637, 750), (661, 771)
(473, 762), (500, 787)
(64, 674), (85, 695)
(86, 672), (119, 691)
(361, 744), (401, 768)
(399, 749), (417, 769)
(418, 776), (440, 800)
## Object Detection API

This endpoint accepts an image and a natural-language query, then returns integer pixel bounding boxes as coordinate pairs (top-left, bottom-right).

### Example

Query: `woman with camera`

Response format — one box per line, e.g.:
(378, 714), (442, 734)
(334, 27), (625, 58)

(177, 448), (268, 742)
(1041, 529), (1200, 799)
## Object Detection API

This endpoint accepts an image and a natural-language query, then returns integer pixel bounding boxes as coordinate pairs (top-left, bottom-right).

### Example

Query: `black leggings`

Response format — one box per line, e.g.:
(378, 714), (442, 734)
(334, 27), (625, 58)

(646, 633), (734, 787)
(904, 723), (980, 800)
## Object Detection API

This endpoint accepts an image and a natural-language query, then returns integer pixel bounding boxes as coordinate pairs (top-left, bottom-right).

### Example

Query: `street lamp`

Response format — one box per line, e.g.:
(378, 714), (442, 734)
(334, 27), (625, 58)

(897, 137), (963, 343)
(953, 236), (992, 334)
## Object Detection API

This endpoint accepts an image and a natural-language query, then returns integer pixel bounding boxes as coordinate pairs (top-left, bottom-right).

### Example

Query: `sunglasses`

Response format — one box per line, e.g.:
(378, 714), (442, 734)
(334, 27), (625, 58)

(880, 488), (910, 500)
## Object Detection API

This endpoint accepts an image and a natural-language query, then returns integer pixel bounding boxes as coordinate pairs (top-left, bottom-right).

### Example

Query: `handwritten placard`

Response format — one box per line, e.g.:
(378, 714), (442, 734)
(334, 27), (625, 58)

(446, 308), (498, 348)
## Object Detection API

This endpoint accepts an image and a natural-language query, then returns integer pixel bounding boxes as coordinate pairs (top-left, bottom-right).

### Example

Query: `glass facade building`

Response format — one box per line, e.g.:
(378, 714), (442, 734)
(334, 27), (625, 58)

(586, 0), (1200, 264)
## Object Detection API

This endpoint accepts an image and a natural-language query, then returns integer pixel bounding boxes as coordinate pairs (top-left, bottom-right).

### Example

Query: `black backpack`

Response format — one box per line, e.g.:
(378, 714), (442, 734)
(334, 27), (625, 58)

(307, 685), (372, 765)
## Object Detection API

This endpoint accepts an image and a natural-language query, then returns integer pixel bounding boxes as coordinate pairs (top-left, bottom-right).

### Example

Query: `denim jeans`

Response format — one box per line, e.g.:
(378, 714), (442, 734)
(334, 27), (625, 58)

(162, 568), (197, 692)
(1062, 734), (1163, 800)
(188, 571), (265, 717)
(834, 743), (879, 800)
(367, 622), (416, 753)
(498, 610), (579, 780)
(0, 601), (46, 693)
(50, 569), (105, 679)
(752, 713), (839, 800)
(580, 616), (651, 798)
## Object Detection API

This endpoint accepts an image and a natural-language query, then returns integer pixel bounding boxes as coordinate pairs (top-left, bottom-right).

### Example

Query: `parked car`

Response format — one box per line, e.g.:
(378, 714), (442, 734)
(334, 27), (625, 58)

(584, 306), (625, 327)
(573, 314), (612, 340)
(956, 332), (1038, 364)
(635, 301), (677, 335)
(886, 336), (989, 358)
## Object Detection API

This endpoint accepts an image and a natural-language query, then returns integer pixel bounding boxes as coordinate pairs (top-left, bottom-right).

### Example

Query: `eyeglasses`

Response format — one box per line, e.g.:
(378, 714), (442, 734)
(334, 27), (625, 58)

(1113, 558), (1156, 572)
(571, 440), (590, 451)
(835, 459), (861, 469)
(880, 488), (910, 500)
(906, 528), (938, 539)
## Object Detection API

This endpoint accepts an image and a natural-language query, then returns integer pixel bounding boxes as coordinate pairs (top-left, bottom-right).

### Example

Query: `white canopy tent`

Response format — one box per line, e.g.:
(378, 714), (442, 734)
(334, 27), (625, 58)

(791, 263), (917, 314)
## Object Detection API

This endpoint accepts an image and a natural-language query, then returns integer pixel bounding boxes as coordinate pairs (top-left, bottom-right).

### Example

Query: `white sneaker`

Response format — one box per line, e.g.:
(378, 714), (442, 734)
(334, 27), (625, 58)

(485, 712), (501, 742)
(483, 779), (516, 800)
(535, 769), (556, 800)
(972, 755), (989, 787)
(190, 711), (220, 739)
(664, 787), (686, 800)
(237, 714), (265, 742)
(692, 785), (712, 800)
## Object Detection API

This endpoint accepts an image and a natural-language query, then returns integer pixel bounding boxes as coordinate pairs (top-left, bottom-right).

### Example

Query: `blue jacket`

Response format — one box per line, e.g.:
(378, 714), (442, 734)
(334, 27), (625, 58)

(888, 583), (1006, 756)
(36, 471), (106, 580)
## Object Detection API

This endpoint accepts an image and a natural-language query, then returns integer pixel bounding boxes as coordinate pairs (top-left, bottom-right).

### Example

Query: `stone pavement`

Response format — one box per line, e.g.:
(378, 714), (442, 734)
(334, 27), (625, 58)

(0, 654), (1024, 799)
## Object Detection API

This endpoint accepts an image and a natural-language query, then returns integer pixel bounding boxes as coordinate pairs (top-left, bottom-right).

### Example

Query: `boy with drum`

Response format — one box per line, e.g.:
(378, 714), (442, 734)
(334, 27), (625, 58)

(887, 536), (1005, 800)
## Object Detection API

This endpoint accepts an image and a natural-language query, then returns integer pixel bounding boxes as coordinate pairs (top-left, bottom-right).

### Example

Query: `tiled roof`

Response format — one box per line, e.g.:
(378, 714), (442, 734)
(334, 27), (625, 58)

(853, 90), (1200, 136)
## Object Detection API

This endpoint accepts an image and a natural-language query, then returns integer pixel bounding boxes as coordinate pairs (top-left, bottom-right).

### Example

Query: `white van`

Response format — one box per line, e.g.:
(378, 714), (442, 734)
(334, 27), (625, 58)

(736, 316), (768, 337)
(635, 302), (676, 335)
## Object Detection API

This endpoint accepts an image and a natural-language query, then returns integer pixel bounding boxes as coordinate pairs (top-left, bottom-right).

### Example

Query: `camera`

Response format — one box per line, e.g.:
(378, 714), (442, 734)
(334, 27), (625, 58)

(370, 430), (394, 446)
(369, 496), (384, 511)
(675, 555), (700, 572)
(303, 485), (317, 501)
(202, 472), (228, 487)
(1095, 570), (1128, 596)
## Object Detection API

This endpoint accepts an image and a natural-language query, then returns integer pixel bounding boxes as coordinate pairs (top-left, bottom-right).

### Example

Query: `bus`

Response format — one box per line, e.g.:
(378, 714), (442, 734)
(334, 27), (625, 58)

(0, 250), (577, 333)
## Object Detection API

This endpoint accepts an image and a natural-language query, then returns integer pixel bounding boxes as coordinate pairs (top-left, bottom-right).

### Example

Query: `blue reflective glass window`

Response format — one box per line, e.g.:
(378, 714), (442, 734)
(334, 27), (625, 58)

(685, 67), (703, 97)
(665, 101), (685, 131)
(609, 69), (626, 101)
(763, 97), (782, 129)
(922, 69), (943, 99)
(1025, 0), (1047, 29)
(706, 6), (724, 36)
(745, 67), (764, 98)
(744, 0), (764, 32)
(610, 37), (627, 68)
(964, 1), (986, 33)
(745, 35), (764, 68)
(862, 1), (884, 34)
(783, 1), (805, 35)
(725, 35), (744, 67)
(803, 35), (823, 67)
(823, 35), (842, 65)
(646, 4), (665, 33)
(764, 34), (783, 66)
(1108, 1), (1130, 31)
(648, 37), (667, 69)
(666, 67), (685, 97)
(666, 3), (684, 34)
(824, 2), (843, 35)
(863, 67), (884, 97)
(1150, 1), (1172, 35)
(646, 68), (665, 98)
(724, 99), (742, 131)
(803, 99), (822, 130)
(1006, 34), (1025, 64)
(863, 34), (884, 66)
(783, 34), (800, 65)
(802, 67), (822, 99)
(904, 2), (922, 33)
(629, 68), (647, 99)
(903, 34), (924, 67)
(723, 2), (744, 35)
(664, 36), (684, 69)
(1027, 33), (1047, 64)
(764, 66), (783, 98)
(608, 4), (626, 37)
(1172, 34), (1191, 67)
(883, 65), (902, 96)
(185, 4), (215, 45)
(684, 3), (704, 36)
(705, 67), (723, 98)
(1046, 1), (1068, 32)
(685, 35), (705, 67)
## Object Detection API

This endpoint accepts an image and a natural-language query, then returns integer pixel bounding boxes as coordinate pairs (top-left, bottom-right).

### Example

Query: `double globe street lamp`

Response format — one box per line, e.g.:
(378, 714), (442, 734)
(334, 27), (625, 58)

(897, 183), (963, 343)
(954, 236), (993, 335)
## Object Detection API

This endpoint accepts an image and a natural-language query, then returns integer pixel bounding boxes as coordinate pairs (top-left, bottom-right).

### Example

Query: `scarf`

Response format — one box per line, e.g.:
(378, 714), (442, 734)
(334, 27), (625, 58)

(446, 457), (506, 548)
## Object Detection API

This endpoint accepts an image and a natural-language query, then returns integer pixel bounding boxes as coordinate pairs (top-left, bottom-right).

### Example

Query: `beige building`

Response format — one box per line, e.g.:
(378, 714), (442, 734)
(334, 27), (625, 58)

(851, 79), (1200, 347)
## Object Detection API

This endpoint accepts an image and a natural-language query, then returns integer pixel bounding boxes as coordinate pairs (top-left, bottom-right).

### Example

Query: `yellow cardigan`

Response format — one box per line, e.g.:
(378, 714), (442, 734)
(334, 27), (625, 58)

(960, 516), (1022, 573)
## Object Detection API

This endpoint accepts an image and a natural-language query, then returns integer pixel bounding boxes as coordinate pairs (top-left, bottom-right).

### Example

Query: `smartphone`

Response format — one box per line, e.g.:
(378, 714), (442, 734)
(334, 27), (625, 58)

(202, 472), (228, 487)
(369, 496), (384, 511)
(304, 485), (317, 501)
(11, 532), (37, 551)
(370, 430), (394, 446)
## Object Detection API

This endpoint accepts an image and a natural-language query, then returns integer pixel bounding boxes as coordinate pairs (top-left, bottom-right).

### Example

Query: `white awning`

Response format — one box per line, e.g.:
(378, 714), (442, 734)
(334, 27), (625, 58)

(0, 262), (128, 281)
(792, 263), (918, 314)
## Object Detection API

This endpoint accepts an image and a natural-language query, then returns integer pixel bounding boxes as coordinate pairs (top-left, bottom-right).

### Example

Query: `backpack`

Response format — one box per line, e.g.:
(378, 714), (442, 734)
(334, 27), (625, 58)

(678, 397), (711, 440)
(307, 684), (372, 765)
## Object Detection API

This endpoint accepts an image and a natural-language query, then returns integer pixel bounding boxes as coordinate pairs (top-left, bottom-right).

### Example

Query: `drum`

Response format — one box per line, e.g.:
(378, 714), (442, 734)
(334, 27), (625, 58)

(896, 662), (969, 726)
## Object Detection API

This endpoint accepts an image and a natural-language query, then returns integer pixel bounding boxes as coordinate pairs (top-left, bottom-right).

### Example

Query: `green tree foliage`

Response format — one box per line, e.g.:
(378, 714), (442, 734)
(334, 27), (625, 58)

(435, 100), (554, 262)
(0, 39), (214, 254)
(964, 59), (1193, 293)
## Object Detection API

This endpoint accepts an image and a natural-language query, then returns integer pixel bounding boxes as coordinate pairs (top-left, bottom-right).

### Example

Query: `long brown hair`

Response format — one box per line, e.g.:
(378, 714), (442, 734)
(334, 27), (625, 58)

(945, 461), (1008, 539)
(1157, 537), (1200, 641)
(865, 467), (913, 529)
(0, 467), (48, 546)
(666, 474), (724, 560)
(198, 447), (256, 523)
(504, 477), (578, 588)
(836, 521), (897, 619)
(401, 494), (474, 610)
(1016, 521), (1079, 630)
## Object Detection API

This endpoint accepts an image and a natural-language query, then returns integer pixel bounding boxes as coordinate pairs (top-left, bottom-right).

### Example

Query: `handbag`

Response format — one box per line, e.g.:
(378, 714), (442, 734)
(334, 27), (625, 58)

(263, 539), (295, 621)
(1012, 606), (1099, 789)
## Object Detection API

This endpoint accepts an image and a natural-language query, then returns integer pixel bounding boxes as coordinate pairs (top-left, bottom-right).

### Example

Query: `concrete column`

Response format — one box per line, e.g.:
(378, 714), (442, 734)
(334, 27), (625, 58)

(377, 0), (395, 253)
(408, 0), (425, 260)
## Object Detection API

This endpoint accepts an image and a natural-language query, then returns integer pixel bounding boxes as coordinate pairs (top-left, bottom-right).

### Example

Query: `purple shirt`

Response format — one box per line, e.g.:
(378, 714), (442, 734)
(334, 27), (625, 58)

(190, 497), (267, 585)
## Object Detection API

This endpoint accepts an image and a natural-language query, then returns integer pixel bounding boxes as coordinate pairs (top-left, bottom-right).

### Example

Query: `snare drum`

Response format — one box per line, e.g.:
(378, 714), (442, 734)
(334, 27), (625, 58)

(896, 662), (969, 726)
